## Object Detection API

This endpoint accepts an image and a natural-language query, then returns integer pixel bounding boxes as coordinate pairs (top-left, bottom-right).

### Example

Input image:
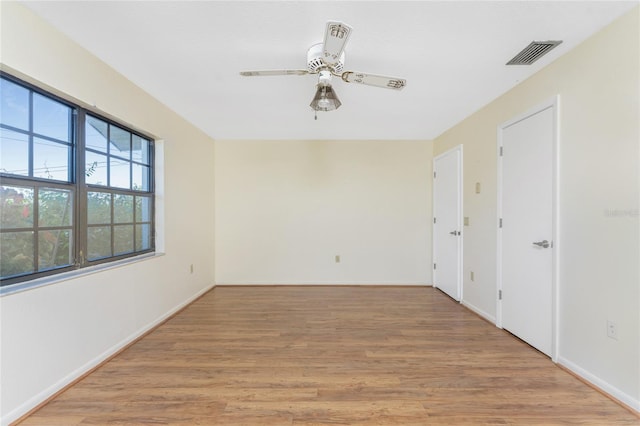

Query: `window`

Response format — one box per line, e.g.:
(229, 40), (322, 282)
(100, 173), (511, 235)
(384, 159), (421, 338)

(0, 73), (154, 287)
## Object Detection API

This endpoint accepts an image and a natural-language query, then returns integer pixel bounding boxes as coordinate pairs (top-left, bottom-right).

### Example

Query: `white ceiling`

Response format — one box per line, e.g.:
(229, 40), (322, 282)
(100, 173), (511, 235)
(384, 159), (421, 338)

(22, 1), (638, 141)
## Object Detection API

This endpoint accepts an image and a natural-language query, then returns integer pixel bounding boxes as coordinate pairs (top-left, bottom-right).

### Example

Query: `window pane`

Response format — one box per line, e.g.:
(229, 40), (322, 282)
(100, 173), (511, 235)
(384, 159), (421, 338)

(33, 93), (71, 142)
(87, 191), (111, 225)
(33, 137), (70, 181)
(135, 223), (151, 251)
(85, 151), (107, 185)
(87, 226), (111, 260)
(86, 116), (108, 153)
(0, 128), (29, 176)
(39, 188), (73, 227)
(135, 196), (152, 222)
(131, 135), (149, 164)
(110, 126), (130, 159)
(132, 164), (150, 191)
(0, 185), (33, 229)
(113, 194), (133, 223)
(38, 229), (72, 270)
(1, 77), (155, 283)
(110, 157), (130, 189)
(0, 78), (29, 131)
(114, 225), (133, 255)
(0, 231), (35, 278)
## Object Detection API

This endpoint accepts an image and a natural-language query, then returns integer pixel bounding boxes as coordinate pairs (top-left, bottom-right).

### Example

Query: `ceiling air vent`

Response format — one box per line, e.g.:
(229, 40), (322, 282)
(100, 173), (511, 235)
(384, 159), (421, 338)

(506, 40), (562, 65)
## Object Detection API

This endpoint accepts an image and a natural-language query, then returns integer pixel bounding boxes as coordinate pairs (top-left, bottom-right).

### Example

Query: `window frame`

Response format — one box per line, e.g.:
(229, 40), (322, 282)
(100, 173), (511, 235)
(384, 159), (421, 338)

(0, 72), (155, 287)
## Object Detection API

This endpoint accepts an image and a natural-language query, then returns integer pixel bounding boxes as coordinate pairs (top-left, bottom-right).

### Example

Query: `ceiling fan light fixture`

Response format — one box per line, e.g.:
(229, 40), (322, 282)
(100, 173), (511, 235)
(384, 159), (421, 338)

(241, 20), (406, 114)
(310, 84), (341, 112)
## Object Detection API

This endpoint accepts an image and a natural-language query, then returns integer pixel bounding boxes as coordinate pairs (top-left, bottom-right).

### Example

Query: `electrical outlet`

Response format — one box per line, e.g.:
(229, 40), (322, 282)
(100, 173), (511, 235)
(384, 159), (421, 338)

(464, 217), (470, 226)
(470, 271), (474, 281)
(335, 255), (341, 263)
(606, 320), (618, 340)
(190, 264), (194, 274)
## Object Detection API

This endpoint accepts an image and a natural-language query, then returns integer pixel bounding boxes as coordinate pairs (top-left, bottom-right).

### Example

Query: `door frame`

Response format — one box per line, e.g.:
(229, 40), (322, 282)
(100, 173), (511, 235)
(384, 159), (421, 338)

(496, 96), (559, 362)
(432, 144), (464, 301)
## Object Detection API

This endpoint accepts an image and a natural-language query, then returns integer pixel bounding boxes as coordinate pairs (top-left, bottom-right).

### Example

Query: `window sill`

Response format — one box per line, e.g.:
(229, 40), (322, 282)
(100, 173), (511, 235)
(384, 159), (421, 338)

(0, 252), (165, 297)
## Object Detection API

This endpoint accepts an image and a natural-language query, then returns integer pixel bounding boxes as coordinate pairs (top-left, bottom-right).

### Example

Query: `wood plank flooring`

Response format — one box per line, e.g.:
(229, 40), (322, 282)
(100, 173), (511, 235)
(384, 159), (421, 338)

(19, 286), (639, 425)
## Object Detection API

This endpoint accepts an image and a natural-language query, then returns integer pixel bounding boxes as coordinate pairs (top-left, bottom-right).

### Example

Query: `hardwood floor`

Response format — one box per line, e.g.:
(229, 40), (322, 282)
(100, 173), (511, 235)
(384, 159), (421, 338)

(19, 286), (638, 425)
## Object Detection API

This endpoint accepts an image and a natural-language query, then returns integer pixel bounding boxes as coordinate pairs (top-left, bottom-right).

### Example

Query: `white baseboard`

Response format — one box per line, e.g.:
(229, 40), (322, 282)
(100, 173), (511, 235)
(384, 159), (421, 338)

(214, 282), (431, 286)
(461, 299), (496, 324)
(558, 356), (640, 414)
(1, 282), (216, 426)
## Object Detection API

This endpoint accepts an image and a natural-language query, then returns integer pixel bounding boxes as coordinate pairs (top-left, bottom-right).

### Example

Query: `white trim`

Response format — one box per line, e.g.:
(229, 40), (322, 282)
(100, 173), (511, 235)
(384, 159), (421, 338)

(1, 282), (216, 426)
(551, 97), (561, 363)
(432, 144), (464, 301)
(461, 300), (496, 324)
(496, 125), (503, 328)
(458, 146), (464, 302)
(496, 96), (560, 362)
(153, 139), (166, 253)
(558, 356), (640, 414)
(213, 282), (432, 286)
(0, 252), (164, 297)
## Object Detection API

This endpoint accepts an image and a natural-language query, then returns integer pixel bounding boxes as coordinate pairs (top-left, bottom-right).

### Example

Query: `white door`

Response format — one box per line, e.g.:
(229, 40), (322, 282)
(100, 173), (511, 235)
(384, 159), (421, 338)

(433, 146), (462, 301)
(499, 103), (555, 357)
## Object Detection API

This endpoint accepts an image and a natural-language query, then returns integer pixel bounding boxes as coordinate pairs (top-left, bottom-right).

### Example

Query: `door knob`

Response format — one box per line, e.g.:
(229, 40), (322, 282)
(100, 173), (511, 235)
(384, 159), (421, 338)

(532, 240), (550, 248)
(449, 230), (459, 236)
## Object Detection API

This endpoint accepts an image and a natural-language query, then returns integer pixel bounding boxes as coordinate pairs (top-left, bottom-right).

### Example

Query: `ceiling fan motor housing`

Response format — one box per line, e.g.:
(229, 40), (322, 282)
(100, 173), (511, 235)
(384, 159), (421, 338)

(307, 42), (344, 74)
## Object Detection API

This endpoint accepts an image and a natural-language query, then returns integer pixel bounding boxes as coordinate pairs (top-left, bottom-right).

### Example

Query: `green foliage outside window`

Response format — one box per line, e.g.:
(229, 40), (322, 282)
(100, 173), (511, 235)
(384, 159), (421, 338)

(0, 185), (72, 278)
(1, 73), (154, 287)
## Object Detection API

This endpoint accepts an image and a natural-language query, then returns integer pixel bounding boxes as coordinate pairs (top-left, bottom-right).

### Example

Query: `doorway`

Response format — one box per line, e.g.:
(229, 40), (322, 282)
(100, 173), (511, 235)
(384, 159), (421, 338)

(433, 145), (463, 301)
(497, 98), (558, 359)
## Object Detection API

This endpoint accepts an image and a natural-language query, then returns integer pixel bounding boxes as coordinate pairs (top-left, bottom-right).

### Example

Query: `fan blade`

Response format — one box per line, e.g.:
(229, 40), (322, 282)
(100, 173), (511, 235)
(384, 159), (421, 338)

(240, 70), (309, 76)
(322, 21), (352, 66)
(341, 71), (406, 90)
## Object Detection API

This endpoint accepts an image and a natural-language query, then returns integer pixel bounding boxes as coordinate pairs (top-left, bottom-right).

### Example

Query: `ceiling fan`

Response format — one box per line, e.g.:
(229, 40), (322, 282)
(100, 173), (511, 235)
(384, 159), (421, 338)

(240, 21), (406, 115)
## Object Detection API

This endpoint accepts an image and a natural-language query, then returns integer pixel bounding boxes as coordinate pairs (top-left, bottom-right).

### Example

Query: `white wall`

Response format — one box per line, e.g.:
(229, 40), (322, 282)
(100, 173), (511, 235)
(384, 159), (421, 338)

(0, 3), (215, 424)
(434, 7), (639, 410)
(215, 140), (432, 285)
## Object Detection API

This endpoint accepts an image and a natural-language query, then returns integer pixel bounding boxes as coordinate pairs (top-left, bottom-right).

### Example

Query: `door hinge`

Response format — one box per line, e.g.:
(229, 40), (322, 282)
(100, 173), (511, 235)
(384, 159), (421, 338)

(433, 263), (437, 270)
(498, 290), (502, 300)
(433, 217), (436, 224)
(499, 146), (504, 156)
(433, 171), (436, 178)
(499, 218), (503, 228)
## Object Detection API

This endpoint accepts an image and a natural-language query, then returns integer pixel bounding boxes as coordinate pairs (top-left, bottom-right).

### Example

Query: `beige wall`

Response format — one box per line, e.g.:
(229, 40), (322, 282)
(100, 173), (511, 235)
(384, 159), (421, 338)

(214, 140), (433, 285)
(1, 1), (638, 422)
(0, 3), (215, 423)
(434, 7), (639, 409)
